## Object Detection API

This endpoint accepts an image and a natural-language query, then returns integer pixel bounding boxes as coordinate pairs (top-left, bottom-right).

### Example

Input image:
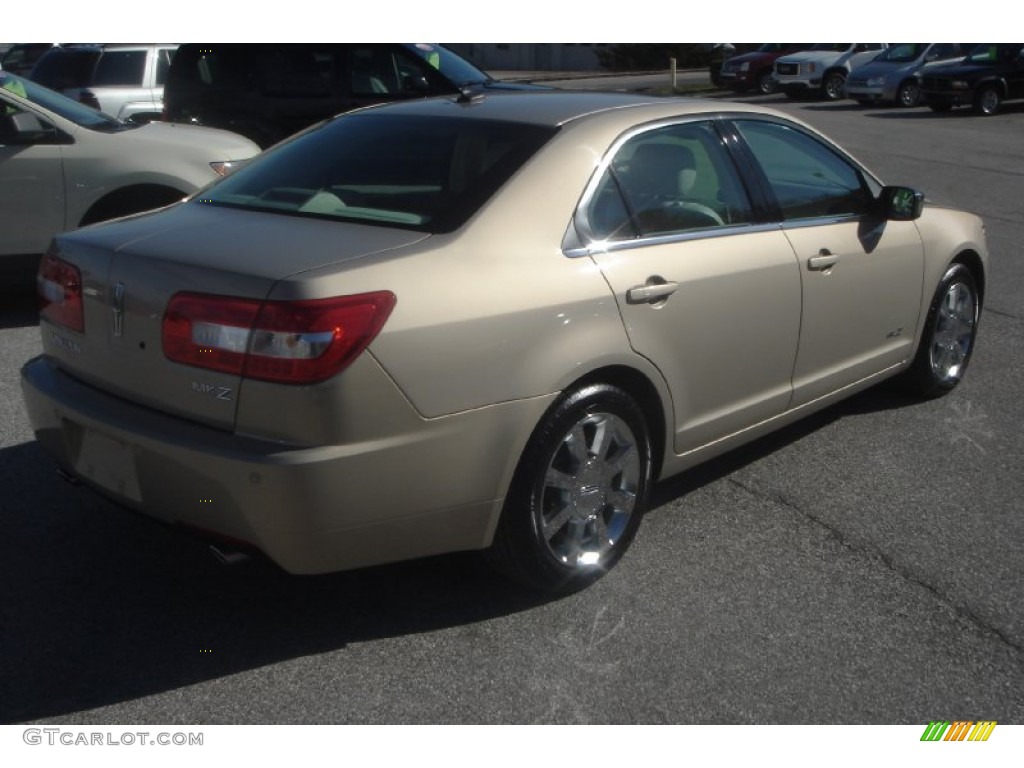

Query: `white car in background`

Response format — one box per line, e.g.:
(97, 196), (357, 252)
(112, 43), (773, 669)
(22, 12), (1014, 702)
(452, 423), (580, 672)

(1, 72), (259, 291)
(775, 43), (888, 100)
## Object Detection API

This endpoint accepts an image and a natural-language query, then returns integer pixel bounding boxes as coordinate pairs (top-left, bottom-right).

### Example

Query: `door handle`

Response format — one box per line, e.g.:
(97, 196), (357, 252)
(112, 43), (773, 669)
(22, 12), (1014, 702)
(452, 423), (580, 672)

(807, 249), (840, 271)
(627, 280), (680, 304)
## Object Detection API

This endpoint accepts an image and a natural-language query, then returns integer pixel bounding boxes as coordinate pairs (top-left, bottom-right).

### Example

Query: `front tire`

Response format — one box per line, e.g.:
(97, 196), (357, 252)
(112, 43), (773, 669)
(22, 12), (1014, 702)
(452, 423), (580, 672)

(974, 86), (1002, 116)
(897, 79), (921, 108)
(757, 70), (776, 95)
(486, 384), (651, 592)
(900, 263), (980, 398)
(823, 70), (847, 101)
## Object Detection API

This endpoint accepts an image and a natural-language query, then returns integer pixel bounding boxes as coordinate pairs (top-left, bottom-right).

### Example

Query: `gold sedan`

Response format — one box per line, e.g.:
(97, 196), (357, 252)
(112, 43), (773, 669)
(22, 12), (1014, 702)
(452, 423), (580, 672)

(21, 92), (987, 592)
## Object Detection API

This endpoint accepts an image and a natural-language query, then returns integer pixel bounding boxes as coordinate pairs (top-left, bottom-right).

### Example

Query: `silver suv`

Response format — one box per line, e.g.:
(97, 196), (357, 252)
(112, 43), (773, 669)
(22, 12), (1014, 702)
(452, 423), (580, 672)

(29, 43), (178, 122)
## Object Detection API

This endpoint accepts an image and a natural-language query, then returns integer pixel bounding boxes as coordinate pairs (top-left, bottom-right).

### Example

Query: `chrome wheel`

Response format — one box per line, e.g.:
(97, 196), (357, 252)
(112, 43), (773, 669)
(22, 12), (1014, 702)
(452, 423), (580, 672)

(540, 412), (640, 568)
(486, 383), (651, 592)
(823, 72), (846, 100)
(757, 70), (776, 95)
(975, 87), (1001, 116)
(897, 80), (920, 108)
(899, 262), (980, 398)
(929, 279), (977, 384)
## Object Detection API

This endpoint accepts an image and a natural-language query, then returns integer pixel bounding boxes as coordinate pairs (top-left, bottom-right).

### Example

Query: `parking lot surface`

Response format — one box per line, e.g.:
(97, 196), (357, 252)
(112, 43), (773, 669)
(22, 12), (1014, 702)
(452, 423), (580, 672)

(1, 89), (1022, 724)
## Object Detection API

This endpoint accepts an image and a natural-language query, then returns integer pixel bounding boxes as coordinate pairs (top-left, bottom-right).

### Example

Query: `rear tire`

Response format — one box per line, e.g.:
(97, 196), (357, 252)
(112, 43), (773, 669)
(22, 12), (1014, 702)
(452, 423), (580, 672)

(485, 383), (651, 593)
(757, 70), (776, 95)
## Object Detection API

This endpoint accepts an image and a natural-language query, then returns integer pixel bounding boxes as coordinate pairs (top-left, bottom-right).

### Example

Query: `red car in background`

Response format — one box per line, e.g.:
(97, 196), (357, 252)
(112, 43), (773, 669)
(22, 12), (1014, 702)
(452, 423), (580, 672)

(719, 43), (809, 94)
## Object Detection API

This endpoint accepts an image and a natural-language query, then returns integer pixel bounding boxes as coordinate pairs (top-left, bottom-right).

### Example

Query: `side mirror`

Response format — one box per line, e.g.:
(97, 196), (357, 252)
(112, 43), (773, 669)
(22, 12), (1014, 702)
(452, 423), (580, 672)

(0, 110), (57, 145)
(878, 186), (924, 221)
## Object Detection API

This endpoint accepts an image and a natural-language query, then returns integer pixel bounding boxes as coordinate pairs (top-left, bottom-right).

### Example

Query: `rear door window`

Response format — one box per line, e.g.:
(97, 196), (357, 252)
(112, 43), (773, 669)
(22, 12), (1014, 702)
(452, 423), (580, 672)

(94, 50), (147, 86)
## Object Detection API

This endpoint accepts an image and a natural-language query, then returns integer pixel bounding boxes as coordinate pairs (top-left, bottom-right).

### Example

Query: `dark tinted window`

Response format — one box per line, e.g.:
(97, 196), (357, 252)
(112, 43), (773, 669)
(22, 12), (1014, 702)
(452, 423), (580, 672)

(198, 114), (556, 233)
(30, 48), (99, 89)
(736, 120), (872, 220)
(93, 50), (146, 86)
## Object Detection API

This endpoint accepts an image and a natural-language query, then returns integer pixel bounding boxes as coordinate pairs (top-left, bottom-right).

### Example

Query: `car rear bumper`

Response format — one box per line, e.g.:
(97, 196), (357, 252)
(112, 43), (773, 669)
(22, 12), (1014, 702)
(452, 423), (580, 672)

(20, 354), (554, 574)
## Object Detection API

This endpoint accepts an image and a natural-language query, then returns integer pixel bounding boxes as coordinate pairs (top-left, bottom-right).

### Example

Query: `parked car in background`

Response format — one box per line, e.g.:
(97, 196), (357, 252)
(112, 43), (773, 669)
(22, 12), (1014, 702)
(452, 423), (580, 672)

(21, 91), (987, 592)
(29, 43), (179, 123)
(919, 43), (1024, 115)
(163, 43), (547, 148)
(775, 43), (887, 100)
(0, 72), (258, 291)
(846, 44), (968, 107)
(719, 43), (809, 94)
(1, 43), (55, 77)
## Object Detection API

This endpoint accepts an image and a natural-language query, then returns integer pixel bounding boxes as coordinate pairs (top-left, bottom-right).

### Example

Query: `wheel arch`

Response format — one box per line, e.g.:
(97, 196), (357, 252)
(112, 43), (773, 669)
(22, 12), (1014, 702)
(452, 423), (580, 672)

(565, 364), (670, 482)
(952, 248), (986, 308)
(79, 183), (188, 227)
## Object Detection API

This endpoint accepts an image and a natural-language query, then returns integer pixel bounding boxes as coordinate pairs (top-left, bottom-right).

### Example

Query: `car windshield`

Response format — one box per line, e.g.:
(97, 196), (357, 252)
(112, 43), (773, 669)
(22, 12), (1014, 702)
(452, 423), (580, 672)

(197, 113), (556, 233)
(965, 44), (1022, 64)
(403, 44), (491, 86)
(875, 44), (928, 63)
(808, 44), (851, 52)
(0, 71), (124, 130)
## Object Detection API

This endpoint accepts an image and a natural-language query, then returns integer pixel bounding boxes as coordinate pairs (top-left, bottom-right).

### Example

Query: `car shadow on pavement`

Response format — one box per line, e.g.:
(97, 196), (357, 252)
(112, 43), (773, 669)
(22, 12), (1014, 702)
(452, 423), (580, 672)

(0, 438), (552, 723)
(0, 385), (915, 724)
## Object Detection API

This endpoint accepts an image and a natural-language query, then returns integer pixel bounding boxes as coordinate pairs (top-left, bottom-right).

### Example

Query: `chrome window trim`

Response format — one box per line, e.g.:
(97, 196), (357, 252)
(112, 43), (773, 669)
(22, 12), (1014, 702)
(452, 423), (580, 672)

(563, 220), (784, 258)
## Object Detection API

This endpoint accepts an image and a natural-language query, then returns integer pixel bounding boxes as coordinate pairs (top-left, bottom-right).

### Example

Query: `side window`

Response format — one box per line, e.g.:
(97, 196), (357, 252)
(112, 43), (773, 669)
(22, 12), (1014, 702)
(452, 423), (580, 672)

(258, 46), (331, 98)
(584, 121), (754, 241)
(155, 48), (177, 86)
(735, 120), (872, 220)
(93, 50), (147, 87)
(349, 47), (405, 95)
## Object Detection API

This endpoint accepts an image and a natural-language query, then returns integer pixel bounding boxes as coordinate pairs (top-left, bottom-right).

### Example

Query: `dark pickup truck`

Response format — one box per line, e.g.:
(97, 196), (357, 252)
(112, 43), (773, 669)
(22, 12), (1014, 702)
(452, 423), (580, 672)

(919, 43), (1024, 115)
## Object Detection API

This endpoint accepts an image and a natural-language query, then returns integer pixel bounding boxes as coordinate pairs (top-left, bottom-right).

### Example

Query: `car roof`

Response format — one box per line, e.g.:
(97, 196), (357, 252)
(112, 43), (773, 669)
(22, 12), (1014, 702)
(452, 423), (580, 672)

(350, 90), (792, 129)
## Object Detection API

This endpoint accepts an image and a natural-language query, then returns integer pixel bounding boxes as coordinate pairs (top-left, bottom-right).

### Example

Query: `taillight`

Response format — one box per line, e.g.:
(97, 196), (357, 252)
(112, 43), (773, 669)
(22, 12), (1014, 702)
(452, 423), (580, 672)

(78, 90), (101, 111)
(38, 254), (84, 333)
(162, 292), (396, 385)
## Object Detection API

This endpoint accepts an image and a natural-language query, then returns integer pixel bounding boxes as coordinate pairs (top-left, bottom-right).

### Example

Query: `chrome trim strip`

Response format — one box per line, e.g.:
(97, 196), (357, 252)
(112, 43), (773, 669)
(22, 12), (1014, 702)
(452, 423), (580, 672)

(563, 221), (784, 258)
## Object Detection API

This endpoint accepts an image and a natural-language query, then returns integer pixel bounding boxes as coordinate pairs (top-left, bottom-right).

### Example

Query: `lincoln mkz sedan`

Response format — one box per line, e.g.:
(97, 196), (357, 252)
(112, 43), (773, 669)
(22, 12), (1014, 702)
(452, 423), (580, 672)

(20, 92), (987, 592)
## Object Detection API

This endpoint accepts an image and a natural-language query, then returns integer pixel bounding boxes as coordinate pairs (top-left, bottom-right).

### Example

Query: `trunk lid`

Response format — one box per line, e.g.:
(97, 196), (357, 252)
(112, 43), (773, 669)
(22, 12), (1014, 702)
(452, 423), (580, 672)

(42, 203), (428, 431)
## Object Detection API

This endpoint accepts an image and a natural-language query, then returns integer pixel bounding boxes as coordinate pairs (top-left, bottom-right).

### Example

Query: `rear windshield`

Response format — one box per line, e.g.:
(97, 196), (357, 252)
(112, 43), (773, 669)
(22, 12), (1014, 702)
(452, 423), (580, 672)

(196, 113), (556, 233)
(29, 48), (100, 89)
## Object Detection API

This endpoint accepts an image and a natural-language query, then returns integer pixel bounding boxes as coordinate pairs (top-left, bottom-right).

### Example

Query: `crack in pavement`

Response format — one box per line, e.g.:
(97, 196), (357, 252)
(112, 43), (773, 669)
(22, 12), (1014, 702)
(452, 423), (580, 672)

(726, 476), (1024, 657)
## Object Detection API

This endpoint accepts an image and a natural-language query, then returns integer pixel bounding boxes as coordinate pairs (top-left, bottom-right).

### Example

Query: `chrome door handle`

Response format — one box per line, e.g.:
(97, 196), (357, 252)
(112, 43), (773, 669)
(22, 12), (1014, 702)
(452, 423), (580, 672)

(808, 250), (839, 271)
(627, 281), (680, 304)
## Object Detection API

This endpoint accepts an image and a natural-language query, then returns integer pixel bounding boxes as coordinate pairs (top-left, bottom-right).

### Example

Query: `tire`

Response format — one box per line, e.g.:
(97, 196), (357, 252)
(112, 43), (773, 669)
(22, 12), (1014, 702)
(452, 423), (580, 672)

(757, 70), (776, 95)
(823, 70), (846, 101)
(897, 79), (921, 108)
(974, 86), (1002, 116)
(899, 263), (980, 398)
(485, 383), (652, 592)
